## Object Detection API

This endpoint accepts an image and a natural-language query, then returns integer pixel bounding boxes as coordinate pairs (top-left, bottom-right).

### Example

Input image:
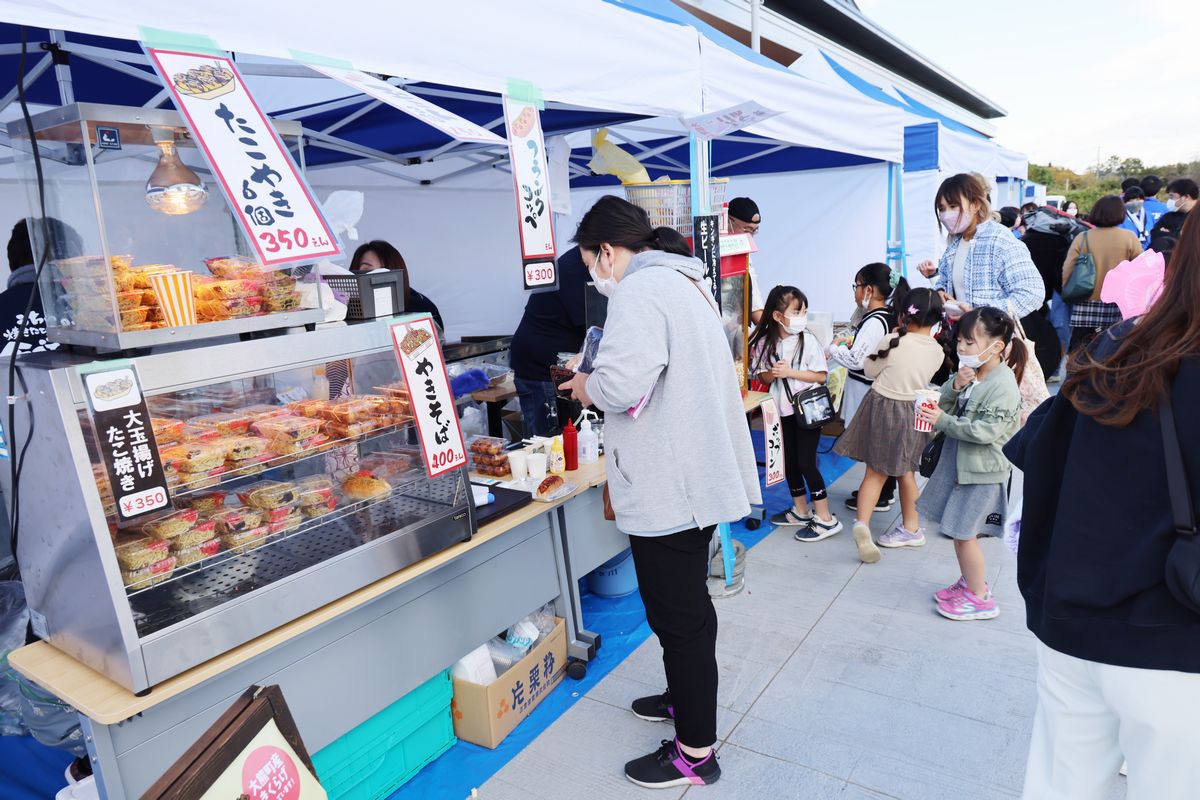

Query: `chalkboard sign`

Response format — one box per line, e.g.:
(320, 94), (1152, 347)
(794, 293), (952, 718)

(692, 214), (721, 304)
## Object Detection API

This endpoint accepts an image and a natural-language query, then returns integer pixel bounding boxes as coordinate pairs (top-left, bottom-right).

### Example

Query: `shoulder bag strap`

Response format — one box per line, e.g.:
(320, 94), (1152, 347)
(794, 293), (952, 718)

(1161, 391), (1198, 536)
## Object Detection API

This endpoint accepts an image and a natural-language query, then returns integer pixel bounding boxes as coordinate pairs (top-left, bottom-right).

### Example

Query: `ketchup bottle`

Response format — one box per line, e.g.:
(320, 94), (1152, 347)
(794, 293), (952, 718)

(563, 416), (579, 471)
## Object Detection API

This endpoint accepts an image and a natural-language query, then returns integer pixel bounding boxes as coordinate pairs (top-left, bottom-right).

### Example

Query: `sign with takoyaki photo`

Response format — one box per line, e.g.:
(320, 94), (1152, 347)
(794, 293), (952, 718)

(503, 95), (558, 290)
(80, 363), (171, 523)
(390, 317), (468, 479)
(145, 48), (342, 267)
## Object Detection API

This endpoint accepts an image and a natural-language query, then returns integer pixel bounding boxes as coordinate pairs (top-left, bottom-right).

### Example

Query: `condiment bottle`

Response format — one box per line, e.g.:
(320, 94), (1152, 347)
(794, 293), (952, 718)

(549, 436), (566, 475)
(578, 411), (599, 465)
(311, 365), (330, 401)
(563, 417), (579, 471)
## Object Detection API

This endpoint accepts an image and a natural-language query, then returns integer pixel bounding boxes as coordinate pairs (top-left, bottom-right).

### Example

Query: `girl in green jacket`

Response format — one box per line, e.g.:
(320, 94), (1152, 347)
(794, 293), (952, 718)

(916, 307), (1025, 621)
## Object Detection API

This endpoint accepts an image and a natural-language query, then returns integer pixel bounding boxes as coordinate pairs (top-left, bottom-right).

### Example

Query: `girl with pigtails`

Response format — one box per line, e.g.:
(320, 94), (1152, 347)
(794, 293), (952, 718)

(835, 288), (948, 564)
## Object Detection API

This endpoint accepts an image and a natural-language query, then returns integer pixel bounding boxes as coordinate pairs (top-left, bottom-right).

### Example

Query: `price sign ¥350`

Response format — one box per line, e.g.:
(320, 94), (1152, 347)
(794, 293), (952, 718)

(145, 48), (341, 267)
(390, 318), (468, 478)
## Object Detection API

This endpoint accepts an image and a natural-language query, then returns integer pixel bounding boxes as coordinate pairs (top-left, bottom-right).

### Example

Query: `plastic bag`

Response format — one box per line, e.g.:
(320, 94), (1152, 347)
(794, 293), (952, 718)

(0, 581), (29, 736)
(452, 643), (498, 686)
(505, 618), (539, 653)
(485, 636), (526, 676)
(531, 602), (556, 639)
(587, 128), (650, 185)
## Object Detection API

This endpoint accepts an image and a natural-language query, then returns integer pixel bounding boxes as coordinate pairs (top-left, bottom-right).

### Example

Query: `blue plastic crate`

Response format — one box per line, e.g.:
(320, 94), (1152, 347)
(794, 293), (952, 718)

(313, 669), (455, 800)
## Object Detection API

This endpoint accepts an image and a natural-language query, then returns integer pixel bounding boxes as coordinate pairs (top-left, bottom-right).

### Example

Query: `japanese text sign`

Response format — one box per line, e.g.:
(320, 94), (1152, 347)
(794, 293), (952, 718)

(683, 101), (782, 140)
(693, 214), (722, 304)
(145, 49), (341, 267)
(503, 95), (558, 290)
(761, 397), (786, 487)
(81, 364), (170, 522)
(308, 65), (506, 145)
(391, 317), (467, 478)
(198, 719), (326, 800)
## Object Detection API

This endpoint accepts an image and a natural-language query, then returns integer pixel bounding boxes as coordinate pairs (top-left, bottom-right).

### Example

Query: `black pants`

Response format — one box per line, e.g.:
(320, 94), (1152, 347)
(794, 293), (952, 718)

(880, 476), (897, 503)
(782, 414), (826, 501)
(1021, 308), (1063, 379)
(629, 526), (718, 748)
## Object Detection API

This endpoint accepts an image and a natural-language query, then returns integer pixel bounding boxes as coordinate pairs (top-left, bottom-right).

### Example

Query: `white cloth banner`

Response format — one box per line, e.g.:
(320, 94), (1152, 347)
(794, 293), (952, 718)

(391, 317), (467, 478)
(761, 397), (786, 487)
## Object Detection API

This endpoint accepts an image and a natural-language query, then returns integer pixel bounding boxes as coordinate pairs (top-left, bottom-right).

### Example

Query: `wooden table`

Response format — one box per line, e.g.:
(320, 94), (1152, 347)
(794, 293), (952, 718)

(471, 379), (518, 437)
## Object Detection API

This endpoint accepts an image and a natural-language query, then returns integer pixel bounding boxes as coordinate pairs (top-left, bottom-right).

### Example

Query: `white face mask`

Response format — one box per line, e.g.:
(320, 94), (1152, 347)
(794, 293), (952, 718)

(939, 208), (972, 235)
(589, 251), (618, 298)
(1167, 198), (1178, 212)
(1065, 207), (1078, 217)
(784, 314), (807, 335)
(958, 342), (998, 370)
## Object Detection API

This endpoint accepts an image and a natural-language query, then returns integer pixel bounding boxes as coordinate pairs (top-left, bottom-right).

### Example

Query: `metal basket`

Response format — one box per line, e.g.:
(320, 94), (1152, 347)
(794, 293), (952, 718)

(623, 179), (730, 236)
(323, 272), (405, 320)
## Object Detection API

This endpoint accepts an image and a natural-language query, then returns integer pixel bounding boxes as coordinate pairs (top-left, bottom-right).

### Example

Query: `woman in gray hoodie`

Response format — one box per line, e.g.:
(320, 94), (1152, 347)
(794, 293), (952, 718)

(560, 196), (760, 789)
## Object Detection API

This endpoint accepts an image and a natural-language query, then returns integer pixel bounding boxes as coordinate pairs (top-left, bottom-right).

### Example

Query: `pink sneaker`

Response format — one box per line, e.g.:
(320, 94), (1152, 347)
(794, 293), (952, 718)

(936, 589), (999, 621)
(934, 577), (967, 603)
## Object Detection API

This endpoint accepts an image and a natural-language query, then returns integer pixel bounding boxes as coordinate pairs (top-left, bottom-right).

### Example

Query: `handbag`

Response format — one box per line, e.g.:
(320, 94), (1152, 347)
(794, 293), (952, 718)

(1160, 391), (1200, 614)
(1008, 302), (1051, 425)
(919, 390), (968, 478)
(780, 333), (835, 430)
(1061, 232), (1096, 303)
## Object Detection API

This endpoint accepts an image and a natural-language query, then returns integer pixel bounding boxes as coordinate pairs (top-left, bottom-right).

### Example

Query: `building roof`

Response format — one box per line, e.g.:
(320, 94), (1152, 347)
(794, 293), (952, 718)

(769, 0), (1005, 118)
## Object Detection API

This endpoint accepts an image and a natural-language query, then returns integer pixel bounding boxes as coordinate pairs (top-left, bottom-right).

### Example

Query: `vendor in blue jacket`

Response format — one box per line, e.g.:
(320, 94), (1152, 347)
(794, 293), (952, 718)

(559, 196), (759, 791)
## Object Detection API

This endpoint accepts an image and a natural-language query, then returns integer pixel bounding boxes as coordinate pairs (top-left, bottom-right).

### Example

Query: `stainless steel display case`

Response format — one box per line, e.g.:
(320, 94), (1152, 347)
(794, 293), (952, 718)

(6, 103), (324, 351)
(8, 319), (474, 693)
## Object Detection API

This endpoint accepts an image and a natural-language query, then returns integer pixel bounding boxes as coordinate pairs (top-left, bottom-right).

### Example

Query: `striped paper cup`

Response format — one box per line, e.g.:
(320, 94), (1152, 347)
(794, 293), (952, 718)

(150, 271), (196, 328)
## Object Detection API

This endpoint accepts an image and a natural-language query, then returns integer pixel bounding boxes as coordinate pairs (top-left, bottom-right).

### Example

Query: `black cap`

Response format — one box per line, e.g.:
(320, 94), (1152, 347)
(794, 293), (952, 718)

(1121, 177), (1141, 192)
(1141, 175), (1163, 196)
(728, 197), (760, 223)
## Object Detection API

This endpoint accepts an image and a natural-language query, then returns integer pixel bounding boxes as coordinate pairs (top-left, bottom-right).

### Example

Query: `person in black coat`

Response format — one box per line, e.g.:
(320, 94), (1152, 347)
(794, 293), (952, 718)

(1005, 208), (1200, 797)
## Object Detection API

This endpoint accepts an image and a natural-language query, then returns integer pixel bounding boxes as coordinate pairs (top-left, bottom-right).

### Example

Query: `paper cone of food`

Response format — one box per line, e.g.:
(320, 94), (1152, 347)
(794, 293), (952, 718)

(150, 270), (196, 327)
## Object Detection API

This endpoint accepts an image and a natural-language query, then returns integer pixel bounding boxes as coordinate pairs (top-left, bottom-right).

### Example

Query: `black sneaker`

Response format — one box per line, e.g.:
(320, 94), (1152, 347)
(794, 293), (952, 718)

(625, 739), (721, 789)
(631, 691), (674, 723)
(794, 515), (844, 542)
(845, 492), (894, 512)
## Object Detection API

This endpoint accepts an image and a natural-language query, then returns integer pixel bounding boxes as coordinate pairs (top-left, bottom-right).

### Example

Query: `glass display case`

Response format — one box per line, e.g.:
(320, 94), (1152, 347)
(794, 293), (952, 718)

(6, 103), (324, 351)
(8, 319), (474, 693)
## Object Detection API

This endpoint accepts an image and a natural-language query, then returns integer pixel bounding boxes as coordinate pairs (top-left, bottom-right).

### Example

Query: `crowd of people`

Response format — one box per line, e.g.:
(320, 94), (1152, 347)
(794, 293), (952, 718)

(548, 173), (1198, 795)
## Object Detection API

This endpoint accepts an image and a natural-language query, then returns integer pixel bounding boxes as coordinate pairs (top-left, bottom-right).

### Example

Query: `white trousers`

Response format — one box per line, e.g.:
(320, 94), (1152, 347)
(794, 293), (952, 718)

(1023, 641), (1200, 799)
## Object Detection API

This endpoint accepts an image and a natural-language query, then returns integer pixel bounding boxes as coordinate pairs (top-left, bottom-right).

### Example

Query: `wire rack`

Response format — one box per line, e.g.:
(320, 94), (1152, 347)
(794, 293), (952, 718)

(623, 179), (729, 236)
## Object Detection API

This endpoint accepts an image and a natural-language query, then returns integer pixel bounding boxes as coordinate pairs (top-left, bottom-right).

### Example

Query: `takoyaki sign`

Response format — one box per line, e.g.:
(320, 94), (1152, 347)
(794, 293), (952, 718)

(145, 49), (341, 267)
(503, 95), (558, 291)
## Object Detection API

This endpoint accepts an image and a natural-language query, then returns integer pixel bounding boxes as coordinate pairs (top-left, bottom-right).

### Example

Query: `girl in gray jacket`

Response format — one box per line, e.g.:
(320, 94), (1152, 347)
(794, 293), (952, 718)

(560, 196), (759, 789)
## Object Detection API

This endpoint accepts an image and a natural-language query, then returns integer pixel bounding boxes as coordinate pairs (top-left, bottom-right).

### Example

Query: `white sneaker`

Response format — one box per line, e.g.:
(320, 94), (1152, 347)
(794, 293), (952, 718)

(57, 776), (99, 800)
(853, 522), (882, 564)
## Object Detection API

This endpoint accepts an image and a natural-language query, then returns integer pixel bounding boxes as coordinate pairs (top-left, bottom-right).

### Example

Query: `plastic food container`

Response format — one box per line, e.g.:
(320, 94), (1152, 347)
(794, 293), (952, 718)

(171, 519), (218, 548)
(160, 442), (226, 473)
(151, 417), (185, 446)
(118, 307), (152, 329)
(359, 451), (421, 480)
(113, 536), (170, 570)
(211, 436), (269, 461)
(121, 556), (177, 588)
(239, 404), (287, 421)
(128, 265), (178, 289)
(220, 525), (269, 555)
(471, 452), (508, 467)
(301, 497), (338, 518)
(205, 256), (262, 279)
(474, 463), (511, 478)
(141, 509), (199, 539)
(193, 277), (259, 301)
(324, 420), (383, 440)
(286, 399), (330, 419)
(237, 480), (298, 510)
(253, 415), (322, 441)
(172, 537), (222, 567)
(209, 505), (264, 534)
(226, 456), (269, 477)
(179, 468), (226, 490)
(296, 476), (335, 505)
(262, 292), (301, 312)
(467, 436), (506, 456)
(196, 296), (264, 320)
(268, 511), (303, 535)
(179, 491), (227, 514)
(188, 412), (254, 436)
(316, 399), (378, 425)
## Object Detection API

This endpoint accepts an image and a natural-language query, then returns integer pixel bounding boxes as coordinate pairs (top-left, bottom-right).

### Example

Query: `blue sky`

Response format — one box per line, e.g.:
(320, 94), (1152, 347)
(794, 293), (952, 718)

(855, 0), (1200, 171)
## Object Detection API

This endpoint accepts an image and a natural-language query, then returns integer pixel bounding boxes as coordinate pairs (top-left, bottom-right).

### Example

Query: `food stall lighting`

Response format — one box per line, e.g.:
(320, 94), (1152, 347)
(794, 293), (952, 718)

(145, 128), (207, 216)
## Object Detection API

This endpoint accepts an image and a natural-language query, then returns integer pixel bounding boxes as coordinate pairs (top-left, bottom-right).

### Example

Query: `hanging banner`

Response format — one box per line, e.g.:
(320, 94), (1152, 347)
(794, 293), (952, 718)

(306, 65), (505, 145)
(80, 362), (171, 523)
(503, 95), (558, 291)
(683, 101), (783, 140)
(760, 397), (786, 487)
(693, 214), (721, 304)
(145, 49), (341, 267)
(391, 317), (468, 478)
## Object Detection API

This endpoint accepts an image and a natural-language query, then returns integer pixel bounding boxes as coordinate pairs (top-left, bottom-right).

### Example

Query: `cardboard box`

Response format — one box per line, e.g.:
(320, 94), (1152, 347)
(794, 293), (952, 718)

(450, 617), (567, 749)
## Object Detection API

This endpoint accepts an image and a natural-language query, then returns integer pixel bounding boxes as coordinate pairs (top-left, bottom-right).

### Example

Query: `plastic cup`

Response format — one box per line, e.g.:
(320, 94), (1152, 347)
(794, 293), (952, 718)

(914, 389), (939, 432)
(508, 449), (529, 481)
(528, 452), (547, 481)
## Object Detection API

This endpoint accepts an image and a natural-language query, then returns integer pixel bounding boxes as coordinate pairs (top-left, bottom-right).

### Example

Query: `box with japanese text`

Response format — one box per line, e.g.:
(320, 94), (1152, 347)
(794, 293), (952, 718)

(450, 617), (567, 748)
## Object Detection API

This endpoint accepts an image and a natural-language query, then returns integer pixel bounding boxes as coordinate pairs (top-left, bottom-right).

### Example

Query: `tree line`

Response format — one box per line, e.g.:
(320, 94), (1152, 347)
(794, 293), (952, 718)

(1029, 157), (1200, 212)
